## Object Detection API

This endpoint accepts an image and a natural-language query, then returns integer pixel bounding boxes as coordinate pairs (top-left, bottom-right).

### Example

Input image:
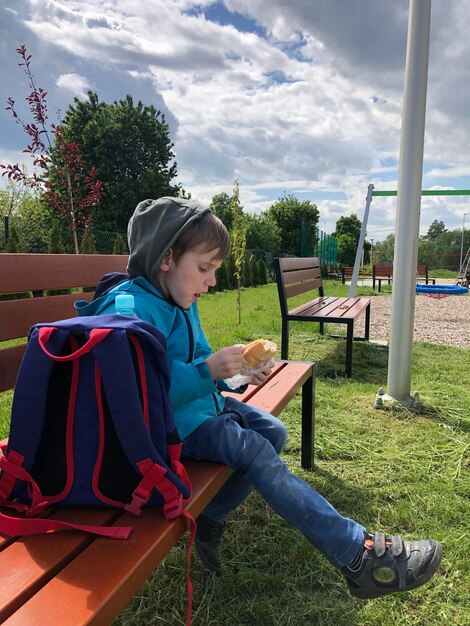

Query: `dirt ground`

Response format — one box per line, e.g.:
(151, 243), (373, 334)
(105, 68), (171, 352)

(368, 293), (469, 349)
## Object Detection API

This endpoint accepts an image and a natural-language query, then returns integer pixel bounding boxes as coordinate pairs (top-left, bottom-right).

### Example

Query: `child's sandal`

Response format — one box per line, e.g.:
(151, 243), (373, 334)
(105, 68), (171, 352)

(342, 531), (442, 599)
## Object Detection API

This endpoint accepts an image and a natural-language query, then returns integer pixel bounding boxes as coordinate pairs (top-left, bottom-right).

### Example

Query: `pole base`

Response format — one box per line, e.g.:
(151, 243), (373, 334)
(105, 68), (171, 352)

(374, 387), (420, 411)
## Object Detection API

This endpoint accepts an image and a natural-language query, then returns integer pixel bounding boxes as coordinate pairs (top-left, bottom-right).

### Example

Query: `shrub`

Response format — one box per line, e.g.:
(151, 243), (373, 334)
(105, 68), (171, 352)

(48, 222), (66, 254)
(112, 234), (127, 255)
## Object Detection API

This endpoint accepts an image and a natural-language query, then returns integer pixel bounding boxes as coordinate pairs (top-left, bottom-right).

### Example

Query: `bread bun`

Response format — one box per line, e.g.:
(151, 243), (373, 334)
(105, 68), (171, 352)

(242, 339), (277, 367)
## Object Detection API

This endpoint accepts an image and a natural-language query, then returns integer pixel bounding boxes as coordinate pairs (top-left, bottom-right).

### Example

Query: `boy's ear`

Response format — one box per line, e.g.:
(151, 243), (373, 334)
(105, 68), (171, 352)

(160, 248), (173, 272)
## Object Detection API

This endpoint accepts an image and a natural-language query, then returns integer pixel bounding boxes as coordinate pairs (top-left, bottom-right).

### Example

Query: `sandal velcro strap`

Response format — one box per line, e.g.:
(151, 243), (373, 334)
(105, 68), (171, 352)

(372, 532), (404, 558)
(390, 535), (404, 557)
(373, 531), (386, 557)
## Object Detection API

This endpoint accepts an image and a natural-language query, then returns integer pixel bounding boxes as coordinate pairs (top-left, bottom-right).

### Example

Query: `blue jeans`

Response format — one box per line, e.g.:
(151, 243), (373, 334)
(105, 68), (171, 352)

(182, 397), (365, 568)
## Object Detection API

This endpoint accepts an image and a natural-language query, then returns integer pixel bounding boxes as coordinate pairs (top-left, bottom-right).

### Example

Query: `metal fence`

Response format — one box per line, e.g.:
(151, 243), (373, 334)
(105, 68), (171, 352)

(1, 215), (129, 255)
(313, 229), (338, 268)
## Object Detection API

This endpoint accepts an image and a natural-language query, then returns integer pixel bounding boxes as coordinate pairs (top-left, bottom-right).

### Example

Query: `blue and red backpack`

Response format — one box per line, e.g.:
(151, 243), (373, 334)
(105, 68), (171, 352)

(0, 314), (192, 538)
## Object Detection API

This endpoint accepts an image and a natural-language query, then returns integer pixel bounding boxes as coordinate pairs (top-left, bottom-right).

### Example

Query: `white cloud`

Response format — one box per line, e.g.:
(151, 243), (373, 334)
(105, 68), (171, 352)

(1, 0), (469, 238)
(56, 73), (95, 99)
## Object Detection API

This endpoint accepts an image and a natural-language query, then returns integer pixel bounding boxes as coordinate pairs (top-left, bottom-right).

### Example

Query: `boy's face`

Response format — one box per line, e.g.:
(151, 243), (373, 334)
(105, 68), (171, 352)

(159, 246), (222, 309)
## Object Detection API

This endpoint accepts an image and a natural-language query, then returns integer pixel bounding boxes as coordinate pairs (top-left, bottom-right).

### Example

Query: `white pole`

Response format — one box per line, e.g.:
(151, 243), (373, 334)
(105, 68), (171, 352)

(386, 0), (432, 403)
(349, 184), (374, 297)
(459, 213), (469, 272)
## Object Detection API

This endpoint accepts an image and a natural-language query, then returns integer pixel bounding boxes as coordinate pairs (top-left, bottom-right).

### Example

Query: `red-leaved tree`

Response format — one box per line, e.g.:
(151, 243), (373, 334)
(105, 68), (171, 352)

(1, 45), (103, 253)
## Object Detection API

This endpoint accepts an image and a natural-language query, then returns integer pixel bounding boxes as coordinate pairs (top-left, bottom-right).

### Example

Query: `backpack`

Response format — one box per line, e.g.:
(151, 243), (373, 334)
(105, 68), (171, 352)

(0, 314), (192, 539)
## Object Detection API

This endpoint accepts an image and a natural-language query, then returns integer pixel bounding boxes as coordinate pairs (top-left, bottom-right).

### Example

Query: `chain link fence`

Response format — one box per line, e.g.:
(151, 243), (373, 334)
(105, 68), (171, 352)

(1, 215), (129, 254)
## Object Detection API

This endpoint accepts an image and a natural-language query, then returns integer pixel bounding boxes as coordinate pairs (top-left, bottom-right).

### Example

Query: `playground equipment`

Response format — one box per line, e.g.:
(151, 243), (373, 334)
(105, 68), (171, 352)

(416, 283), (468, 295)
(456, 245), (470, 287)
(349, 187), (470, 298)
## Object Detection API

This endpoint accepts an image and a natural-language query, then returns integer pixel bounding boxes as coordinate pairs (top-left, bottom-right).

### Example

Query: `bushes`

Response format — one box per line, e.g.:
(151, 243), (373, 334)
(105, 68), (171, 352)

(212, 253), (269, 292)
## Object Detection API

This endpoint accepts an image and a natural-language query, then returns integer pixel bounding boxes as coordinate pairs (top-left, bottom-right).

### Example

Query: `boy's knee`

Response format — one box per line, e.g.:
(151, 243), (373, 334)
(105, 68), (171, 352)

(270, 419), (288, 454)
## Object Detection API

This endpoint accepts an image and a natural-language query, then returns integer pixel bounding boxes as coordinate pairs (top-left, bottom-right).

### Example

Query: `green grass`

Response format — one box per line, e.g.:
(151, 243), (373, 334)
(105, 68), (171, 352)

(1, 283), (469, 625)
(428, 269), (459, 280)
(114, 283), (469, 626)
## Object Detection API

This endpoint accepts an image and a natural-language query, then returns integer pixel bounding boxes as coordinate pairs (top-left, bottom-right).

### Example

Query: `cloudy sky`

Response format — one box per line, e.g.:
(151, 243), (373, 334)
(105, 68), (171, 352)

(1, 0), (470, 241)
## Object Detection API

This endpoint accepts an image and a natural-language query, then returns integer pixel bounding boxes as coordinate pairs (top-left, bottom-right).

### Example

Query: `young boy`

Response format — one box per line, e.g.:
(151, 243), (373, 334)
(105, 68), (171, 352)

(76, 197), (442, 600)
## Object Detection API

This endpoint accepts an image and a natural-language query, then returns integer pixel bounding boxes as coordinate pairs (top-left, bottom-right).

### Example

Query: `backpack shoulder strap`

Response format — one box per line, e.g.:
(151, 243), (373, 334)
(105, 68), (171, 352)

(6, 326), (71, 462)
(91, 327), (190, 516)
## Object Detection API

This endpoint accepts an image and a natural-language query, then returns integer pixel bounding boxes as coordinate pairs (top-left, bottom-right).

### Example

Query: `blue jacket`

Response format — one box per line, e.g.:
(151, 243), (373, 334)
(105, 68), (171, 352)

(75, 274), (237, 440)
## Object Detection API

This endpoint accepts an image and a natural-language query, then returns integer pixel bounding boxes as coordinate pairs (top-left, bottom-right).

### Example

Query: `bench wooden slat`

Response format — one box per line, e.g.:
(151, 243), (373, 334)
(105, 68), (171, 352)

(289, 296), (339, 317)
(222, 361), (286, 404)
(246, 362), (313, 416)
(277, 257), (321, 271)
(341, 298), (370, 318)
(0, 254), (128, 295)
(281, 267), (323, 285)
(0, 294), (94, 342)
(0, 346), (26, 393)
(284, 278), (322, 299)
(0, 508), (119, 622)
(292, 297), (367, 322)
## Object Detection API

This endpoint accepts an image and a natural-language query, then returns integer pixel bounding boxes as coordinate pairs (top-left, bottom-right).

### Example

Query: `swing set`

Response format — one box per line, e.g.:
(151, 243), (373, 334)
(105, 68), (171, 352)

(349, 185), (470, 298)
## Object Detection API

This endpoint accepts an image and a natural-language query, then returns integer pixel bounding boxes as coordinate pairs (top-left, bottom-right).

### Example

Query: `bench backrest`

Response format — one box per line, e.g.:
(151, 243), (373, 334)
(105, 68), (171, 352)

(274, 257), (324, 317)
(373, 263), (393, 278)
(373, 264), (428, 278)
(0, 253), (128, 392)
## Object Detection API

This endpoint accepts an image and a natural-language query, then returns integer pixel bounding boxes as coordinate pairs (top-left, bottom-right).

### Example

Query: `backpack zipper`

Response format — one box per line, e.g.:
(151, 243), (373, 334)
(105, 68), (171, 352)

(181, 309), (195, 364)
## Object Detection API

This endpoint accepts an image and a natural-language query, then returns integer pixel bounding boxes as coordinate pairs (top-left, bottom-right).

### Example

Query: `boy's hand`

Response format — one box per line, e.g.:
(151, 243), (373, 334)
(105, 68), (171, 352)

(206, 345), (244, 379)
(250, 364), (273, 386)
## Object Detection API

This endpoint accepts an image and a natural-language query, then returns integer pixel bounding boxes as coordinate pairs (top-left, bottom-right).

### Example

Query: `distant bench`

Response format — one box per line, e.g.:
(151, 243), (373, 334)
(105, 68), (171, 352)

(372, 264), (435, 291)
(341, 266), (369, 284)
(0, 253), (316, 626)
(274, 257), (370, 378)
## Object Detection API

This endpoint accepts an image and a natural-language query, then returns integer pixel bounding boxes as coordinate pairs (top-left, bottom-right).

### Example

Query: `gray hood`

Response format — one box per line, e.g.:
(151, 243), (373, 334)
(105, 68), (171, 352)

(126, 197), (211, 294)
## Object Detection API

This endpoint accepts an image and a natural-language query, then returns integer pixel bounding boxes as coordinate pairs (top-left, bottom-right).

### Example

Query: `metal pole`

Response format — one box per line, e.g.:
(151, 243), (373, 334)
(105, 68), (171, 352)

(459, 213), (469, 272)
(386, 0), (432, 404)
(4, 215), (9, 244)
(349, 184), (374, 297)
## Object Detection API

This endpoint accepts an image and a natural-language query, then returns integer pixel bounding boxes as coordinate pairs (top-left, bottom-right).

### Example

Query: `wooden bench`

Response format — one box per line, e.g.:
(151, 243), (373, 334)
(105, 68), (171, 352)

(274, 257), (370, 378)
(340, 266), (369, 284)
(0, 253), (315, 626)
(372, 263), (435, 292)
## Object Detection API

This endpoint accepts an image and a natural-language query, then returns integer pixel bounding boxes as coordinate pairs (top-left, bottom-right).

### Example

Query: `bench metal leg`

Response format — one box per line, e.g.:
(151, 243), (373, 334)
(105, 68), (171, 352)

(301, 366), (315, 469)
(281, 319), (289, 360)
(346, 322), (353, 378)
(365, 302), (370, 340)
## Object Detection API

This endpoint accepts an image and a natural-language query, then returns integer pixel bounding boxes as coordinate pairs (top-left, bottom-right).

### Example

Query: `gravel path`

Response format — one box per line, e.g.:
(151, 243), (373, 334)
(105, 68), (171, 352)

(368, 293), (469, 349)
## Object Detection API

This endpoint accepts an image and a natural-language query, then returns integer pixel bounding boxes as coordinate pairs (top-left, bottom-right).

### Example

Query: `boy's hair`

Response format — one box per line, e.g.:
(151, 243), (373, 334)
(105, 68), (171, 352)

(172, 212), (231, 263)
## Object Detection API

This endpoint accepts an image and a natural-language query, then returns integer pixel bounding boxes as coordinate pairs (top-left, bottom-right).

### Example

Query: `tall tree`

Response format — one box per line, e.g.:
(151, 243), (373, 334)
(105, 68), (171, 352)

(333, 214), (362, 240)
(426, 219), (447, 240)
(267, 194), (319, 255)
(332, 213), (364, 266)
(245, 212), (281, 252)
(210, 192), (233, 230)
(336, 233), (358, 266)
(373, 234), (395, 263)
(59, 92), (182, 232)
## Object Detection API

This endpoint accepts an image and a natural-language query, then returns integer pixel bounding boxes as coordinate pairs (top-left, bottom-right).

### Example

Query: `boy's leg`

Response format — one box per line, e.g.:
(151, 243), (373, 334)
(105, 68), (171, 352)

(183, 406), (364, 569)
(184, 405), (442, 596)
(184, 398), (287, 573)
(185, 397), (288, 522)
